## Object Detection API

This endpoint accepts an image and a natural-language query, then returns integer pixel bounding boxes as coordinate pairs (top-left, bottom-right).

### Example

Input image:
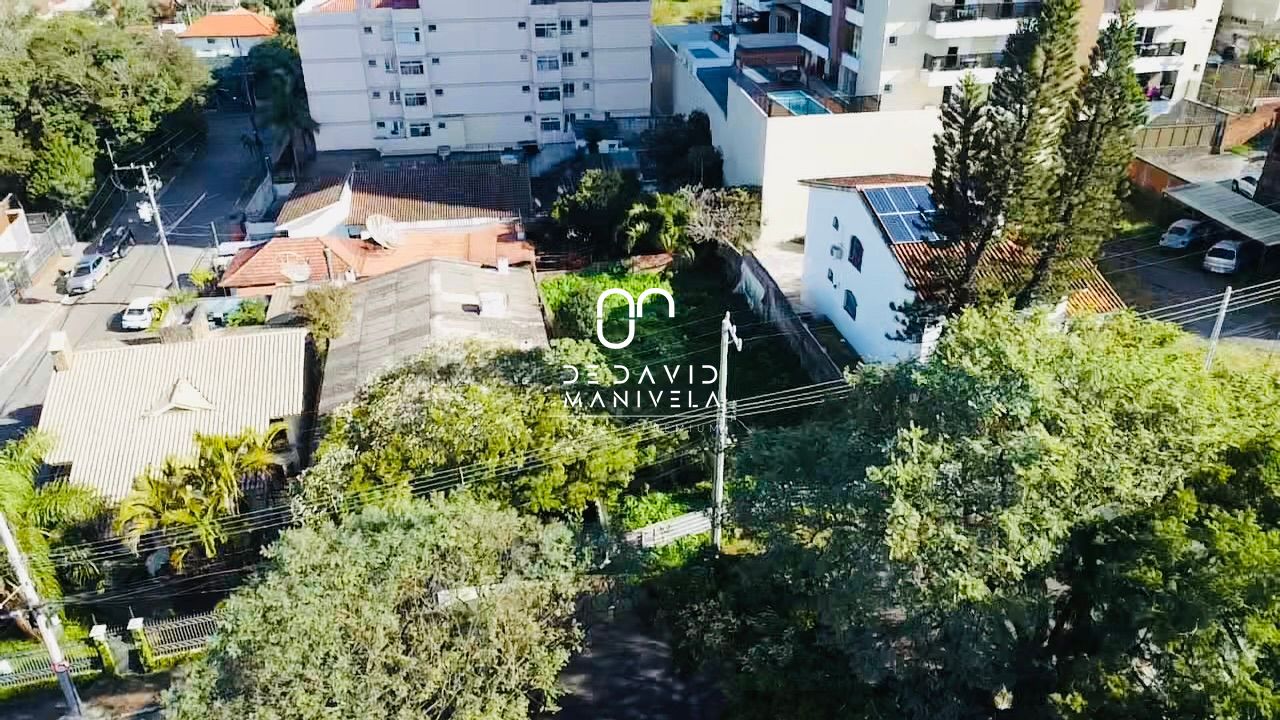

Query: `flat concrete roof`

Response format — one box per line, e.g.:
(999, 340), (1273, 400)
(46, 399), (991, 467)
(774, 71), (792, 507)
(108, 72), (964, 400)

(1165, 181), (1280, 246)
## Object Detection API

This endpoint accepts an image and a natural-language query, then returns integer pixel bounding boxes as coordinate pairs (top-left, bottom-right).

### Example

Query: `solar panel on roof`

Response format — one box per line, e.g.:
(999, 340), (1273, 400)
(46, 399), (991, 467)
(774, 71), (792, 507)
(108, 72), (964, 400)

(865, 188), (895, 214)
(909, 186), (935, 212)
(881, 215), (915, 243)
(888, 187), (916, 212)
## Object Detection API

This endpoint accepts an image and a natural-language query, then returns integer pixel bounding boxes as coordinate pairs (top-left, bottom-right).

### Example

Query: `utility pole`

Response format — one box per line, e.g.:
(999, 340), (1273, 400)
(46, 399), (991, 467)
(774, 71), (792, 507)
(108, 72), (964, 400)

(1205, 285), (1233, 372)
(114, 162), (179, 290)
(0, 512), (83, 718)
(712, 312), (741, 552)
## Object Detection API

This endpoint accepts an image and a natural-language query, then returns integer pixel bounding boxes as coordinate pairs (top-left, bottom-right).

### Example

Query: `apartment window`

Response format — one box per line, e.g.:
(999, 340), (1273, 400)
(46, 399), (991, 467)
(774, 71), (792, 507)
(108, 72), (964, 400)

(888, 35), (897, 45)
(522, 85), (531, 93)
(409, 123), (431, 137)
(580, 18), (589, 27)
(375, 120), (386, 129)
(832, 216), (840, 230)
(404, 92), (428, 106)
(371, 90), (382, 99)
(539, 86), (561, 101)
(560, 19), (574, 35)
(384, 59), (393, 73)
(566, 112), (577, 123)
(363, 25), (373, 34)
(395, 27), (421, 43)
(400, 61), (424, 75)
(845, 23), (862, 58)
(562, 82), (576, 98)
(535, 22), (558, 38)
(524, 115), (533, 122)
(520, 53), (529, 61)
(848, 236), (864, 271)
(883, 83), (893, 93)
(388, 90), (401, 104)
(368, 59), (377, 67)
(561, 51), (575, 67)
(434, 88), (444, 96)
(581, 51), (590, 59)
(390, 120), (404, 136)
(583, 81), (591, 90)
(843, 290), (858, 321)
(206, 38), (216, 45)
(583, 112), (591, 119)
(518, 21), (527, 29)
(537, 55), (560, 71)
(540, 116), (561, 132)
(427, 24), (437, 32)
(437, 122), (447, 129)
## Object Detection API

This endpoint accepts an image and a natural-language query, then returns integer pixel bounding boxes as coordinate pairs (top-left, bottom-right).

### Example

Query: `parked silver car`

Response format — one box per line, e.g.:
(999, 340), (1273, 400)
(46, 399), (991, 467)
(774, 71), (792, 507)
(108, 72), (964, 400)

(66, 254), (109, 295)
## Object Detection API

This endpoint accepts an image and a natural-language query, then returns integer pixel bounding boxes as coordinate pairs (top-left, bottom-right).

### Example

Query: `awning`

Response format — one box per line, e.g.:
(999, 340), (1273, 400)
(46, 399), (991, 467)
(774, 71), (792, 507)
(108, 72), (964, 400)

(1165, 181), (1280, 246)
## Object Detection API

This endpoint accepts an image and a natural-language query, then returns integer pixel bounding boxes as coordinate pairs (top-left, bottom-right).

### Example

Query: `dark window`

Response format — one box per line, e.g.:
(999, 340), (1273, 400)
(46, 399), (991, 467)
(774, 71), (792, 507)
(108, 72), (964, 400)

(832, 216), (839, 230)
(522, 85), (531, 93)
(438, 122), (446, 129)
(581, 50), (590, 59)
(518, 20), (527, 29)
(848, 235), (864, 271)
(432, 57), (440, 65)
(843, 290), (858, 321)
(367, 59), (377, 67)
(560, 18), (574, 34)
(580, 18), (590, 27)
(427, 24), (437, 32)
(524, 115), (533, 122)
(362, 25), (373, 34)
(434, 88), (444, 96)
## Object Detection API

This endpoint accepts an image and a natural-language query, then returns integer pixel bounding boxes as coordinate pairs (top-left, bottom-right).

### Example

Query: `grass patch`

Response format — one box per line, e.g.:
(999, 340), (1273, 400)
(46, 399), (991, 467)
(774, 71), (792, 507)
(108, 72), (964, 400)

(616, 486), (709, 531)
(653, 0), (721, 24)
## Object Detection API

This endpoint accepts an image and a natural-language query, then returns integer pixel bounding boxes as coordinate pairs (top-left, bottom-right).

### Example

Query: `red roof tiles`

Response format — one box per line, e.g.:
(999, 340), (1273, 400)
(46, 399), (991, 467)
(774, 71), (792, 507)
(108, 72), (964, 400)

(179, 8), (276, 38)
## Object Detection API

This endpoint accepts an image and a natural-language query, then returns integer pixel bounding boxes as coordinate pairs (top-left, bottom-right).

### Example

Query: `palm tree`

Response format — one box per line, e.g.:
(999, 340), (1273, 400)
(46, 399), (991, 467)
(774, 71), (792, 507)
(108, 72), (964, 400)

(260, 69), (318, 180)
(0, 432), (104, 638)
(115, 425), (286, 572)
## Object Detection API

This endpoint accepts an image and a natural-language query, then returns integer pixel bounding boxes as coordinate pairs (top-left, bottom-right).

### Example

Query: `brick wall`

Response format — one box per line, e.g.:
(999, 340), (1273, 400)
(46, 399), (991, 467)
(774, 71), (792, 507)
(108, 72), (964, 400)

(1222, 103), (1280, 149)
(1129, 156), (1187, 194)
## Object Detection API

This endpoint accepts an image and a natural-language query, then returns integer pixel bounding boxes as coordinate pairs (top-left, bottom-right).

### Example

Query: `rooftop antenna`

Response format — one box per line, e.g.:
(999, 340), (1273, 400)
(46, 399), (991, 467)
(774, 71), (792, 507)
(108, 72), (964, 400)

(366, 213), (400, 249)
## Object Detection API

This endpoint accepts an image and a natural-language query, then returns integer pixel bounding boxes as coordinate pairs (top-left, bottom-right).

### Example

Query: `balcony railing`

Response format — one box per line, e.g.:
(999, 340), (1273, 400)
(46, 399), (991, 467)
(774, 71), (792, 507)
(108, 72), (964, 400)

(1104, 0), (1194, 10)
(1134, 41), (1186, 57)
(928, 1), (1042, 22)
(732, 67), (881, 116)
(922, 52), (1004, 71)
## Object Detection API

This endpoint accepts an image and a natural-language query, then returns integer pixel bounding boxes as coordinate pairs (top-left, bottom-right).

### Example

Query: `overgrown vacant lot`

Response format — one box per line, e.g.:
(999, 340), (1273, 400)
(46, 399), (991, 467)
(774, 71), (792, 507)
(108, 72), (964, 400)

(653, 0), (721, 25)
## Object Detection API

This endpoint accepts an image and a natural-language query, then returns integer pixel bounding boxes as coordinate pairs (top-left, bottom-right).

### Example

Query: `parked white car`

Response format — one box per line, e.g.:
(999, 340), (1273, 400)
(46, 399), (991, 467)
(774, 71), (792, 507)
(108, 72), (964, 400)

(1159, 219), (1210, 249)
(120, 297), (156, 331)
(1203, 239), (1257, 274)
(66, 254), (109, 295)
(1233, 174), (1258, 199)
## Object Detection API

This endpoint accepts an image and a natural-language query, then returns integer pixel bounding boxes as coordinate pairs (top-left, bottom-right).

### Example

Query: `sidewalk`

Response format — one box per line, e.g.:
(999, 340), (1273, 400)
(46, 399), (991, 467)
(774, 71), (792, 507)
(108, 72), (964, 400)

(0, 247), (83, 378)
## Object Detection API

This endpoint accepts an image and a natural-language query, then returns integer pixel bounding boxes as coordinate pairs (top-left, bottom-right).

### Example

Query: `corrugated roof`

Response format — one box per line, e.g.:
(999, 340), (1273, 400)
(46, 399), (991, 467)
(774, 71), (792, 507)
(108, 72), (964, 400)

(178, 8), (276, 38)
(1165, 181), (1280, 246)
(319, 259), (548, 413)
(276, 175), (347, 225)
(348, 164), (533, 225)
(38, 330), (308, 502)
(890, 240), (1126, 315)
(219, 237), (364, 290)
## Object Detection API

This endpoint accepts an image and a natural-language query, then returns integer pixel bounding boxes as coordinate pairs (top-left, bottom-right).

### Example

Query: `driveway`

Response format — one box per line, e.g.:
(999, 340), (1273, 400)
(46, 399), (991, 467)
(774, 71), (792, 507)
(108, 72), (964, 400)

(0, 112), (261, 442)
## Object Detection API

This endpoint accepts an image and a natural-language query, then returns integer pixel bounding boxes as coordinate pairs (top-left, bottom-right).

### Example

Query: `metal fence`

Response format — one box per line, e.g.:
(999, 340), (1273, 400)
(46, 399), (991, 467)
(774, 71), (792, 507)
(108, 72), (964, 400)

(0, 212), (73, 307)
(0, 642), (99, 692)
(624, 510), (712, 548)
(143, 611), (219, 660)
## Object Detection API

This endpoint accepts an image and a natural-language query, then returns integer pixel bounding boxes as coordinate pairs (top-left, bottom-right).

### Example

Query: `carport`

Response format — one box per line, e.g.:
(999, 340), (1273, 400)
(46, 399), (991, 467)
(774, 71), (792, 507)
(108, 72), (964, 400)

(1165, 182), (1280, 246)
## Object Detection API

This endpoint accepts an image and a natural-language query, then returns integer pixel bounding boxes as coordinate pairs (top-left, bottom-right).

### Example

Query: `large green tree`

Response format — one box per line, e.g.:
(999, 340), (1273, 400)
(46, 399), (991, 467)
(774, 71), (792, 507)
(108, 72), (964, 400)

(551, 169), (644, 256)
(0, 432), (104, 637)
(164, 495), (585, 720)
(658, 307), (1280, 719)
(300, 341), (666, 517)
(1016, 8), (1147, 306)
(0, 13), (209, 208)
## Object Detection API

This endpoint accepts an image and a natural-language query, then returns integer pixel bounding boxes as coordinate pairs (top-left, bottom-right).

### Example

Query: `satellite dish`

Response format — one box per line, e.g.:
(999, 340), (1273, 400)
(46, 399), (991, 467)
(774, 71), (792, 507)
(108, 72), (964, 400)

(278, 251), (312, 283)
(366, 214), (400, 249)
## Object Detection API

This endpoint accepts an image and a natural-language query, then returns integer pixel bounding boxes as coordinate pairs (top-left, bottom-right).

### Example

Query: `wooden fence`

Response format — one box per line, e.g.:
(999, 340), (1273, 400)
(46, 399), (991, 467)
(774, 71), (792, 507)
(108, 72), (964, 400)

(1133, 121), (1219, 151)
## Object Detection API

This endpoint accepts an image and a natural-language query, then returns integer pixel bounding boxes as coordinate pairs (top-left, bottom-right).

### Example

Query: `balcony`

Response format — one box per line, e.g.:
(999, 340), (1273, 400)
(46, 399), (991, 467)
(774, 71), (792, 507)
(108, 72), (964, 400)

(921, 52), (1003, 86)
(1135, 40), (1186, 56)
(1105, 0), (1194, 10)
(733, 66), (881, 116)
(1133, 41), (1186, 73)
(927, 1), (1039, 37)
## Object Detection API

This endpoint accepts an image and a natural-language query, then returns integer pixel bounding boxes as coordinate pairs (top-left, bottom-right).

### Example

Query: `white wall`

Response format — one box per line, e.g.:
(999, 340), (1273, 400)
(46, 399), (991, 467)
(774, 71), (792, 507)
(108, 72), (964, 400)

(181, 35), (268, 59)
(758, 107), (940, 243)
(278, 184), (353, 238)
(800, 185), (918, 362)
(0, 209), (32, 254)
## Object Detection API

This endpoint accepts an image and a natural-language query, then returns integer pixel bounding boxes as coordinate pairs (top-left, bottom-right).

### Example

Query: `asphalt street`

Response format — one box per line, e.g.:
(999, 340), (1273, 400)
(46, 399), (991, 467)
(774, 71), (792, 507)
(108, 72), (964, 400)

(0, 112), (260, 442)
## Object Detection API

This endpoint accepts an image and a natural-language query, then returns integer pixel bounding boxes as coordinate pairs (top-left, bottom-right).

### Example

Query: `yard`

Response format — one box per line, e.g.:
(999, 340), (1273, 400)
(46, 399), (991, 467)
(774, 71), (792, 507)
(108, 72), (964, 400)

(653, 0), (721, 25)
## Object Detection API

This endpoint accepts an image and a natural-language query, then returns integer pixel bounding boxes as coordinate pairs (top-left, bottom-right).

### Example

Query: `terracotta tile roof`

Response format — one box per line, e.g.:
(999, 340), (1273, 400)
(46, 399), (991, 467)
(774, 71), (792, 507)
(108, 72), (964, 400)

(348, 164), (533, 225)
(802, 175), (932, 191)
(276, 175), (347, 225)
(890, 240), (1126, 316)
(220, 237), (365, 291)
(179, 8), (276, 38)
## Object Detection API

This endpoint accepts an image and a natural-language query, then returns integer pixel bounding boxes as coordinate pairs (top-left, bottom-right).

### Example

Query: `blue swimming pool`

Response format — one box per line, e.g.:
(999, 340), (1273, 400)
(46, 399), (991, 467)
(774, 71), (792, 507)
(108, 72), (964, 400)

(767, 90), (831, 116)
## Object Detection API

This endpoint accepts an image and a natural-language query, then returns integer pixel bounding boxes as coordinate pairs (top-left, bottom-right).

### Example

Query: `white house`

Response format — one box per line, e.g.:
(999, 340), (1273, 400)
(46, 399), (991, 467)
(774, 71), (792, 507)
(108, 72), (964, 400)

(798, 174), (1126, 363)
(178, 8), (278, 60)
(293, 0), (653, 154)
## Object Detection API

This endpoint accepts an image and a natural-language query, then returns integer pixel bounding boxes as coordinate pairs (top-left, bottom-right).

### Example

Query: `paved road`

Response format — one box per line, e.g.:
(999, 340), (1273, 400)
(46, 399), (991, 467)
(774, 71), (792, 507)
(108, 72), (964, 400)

(0, 112), (260, 442)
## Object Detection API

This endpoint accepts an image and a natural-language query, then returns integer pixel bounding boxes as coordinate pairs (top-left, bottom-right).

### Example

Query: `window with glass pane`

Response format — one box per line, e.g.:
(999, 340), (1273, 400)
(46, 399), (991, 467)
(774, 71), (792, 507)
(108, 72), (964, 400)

(540, 117), (561, 132)
(562, 82), (575, 98)
(538, 86), (561, 101)
(409, 123), (431, 137)
(537, 55), (560, 71)
(848, 235), (864, 271)
(405, 93), (428, 106)
(843, 290), (858, 320)
(561, 52), (575, 67)
(560, 19), (574, 34)
(395, 27), (420, 43)
(400, 61), (424, 75)
(535, 23), (557, 37)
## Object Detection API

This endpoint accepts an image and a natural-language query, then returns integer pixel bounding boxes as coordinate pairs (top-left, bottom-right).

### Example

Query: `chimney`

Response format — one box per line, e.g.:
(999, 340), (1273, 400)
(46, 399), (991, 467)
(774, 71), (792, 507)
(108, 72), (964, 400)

(48, 331), (71, 371)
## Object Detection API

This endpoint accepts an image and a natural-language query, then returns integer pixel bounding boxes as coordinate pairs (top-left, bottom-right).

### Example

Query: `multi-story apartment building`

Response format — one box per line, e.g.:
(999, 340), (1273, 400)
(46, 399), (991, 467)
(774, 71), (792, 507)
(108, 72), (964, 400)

(294, 0), (652, 154)
(728, 0), (1221, 112)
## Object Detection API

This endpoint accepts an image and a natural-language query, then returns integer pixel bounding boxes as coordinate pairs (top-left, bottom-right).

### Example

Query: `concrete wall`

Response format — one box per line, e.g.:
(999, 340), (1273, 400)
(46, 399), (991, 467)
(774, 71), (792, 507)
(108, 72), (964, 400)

(181, 35), (268, 59)
(799, 185), (918, 362)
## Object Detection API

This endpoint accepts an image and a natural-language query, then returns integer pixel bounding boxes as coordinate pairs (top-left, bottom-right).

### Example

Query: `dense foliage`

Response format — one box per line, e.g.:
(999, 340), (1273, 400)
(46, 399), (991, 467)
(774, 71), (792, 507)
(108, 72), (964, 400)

(0, 12), (209, 208)
(165, 495), (585, 720)
(300, 341), (666, 517)
(641, 112), (724, 190)
(551, 169), (644, 255)
(295, 284), (352, 352)
(654, 307), (1280, 719)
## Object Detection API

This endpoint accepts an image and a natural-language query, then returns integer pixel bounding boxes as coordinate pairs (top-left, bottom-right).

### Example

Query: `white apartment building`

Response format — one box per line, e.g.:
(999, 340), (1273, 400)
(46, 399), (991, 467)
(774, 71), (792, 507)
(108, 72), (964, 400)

(1216, 0), (1280, 58)
(752, 0), (1221, 113)
(294, 0), (653, 154)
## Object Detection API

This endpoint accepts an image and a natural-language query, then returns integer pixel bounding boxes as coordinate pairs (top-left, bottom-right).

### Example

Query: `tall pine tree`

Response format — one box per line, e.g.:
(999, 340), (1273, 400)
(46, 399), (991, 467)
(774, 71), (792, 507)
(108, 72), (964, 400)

(941, 0), (1082, 309)
(1016, 5), (1146, 306)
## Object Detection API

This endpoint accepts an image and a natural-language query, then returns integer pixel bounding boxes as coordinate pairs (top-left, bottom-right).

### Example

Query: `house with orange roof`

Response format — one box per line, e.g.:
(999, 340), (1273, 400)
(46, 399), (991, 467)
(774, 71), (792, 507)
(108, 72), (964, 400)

(179, 8), (277, 60)
(798, 175), (1125, 363)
